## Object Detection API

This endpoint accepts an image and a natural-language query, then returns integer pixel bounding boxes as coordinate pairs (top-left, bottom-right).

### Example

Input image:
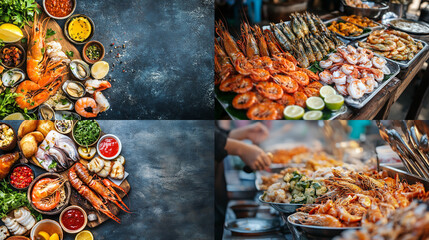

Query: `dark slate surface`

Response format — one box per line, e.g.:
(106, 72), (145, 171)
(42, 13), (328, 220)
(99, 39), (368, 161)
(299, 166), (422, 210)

(36, 0), (214, 120)
(1, 120), (214, 240)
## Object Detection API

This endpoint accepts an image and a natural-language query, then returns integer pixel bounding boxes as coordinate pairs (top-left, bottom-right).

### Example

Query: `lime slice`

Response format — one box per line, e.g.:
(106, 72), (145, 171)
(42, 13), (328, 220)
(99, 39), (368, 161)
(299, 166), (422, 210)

(0, 23), (23, 43)
(325, 94), (344, 111)
(303, 110), (323, 120)
(284, 105), (305, 120)
(3, 112), (25, 120)
(306, 97), (325, 111)
(320, 85), (336, 99)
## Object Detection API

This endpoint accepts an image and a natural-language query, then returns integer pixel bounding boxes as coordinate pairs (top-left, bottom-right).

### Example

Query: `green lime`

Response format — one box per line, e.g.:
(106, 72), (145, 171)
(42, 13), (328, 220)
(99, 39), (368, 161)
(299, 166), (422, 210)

(303, 111), (323, 120)
(320, 85), (337, 99)
(306, 97), (325, 111)
(284, 105), (305, 120)
(3, 112), (25, 120)
(325, 94), (344, 111)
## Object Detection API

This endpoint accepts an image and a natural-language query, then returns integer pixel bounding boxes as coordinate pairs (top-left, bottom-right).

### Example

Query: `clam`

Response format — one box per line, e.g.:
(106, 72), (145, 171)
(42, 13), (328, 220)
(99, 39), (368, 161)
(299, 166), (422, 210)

(55, 111), (81, 120)
(1, 68), (25, 87)
(62, 80), (86, 100)
(70, 60), (90, 80)
(38, 104), (55, 120)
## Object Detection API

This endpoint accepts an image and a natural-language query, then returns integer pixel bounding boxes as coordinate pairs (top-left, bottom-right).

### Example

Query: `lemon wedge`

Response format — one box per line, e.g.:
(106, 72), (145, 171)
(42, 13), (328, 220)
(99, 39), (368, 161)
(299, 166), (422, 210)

(49, 233), (59, 240)
(38, 231), (51, 240)
(3, 112), (25, 120)
(0, 23), (24, 43)
(76, 230), (94, 240)
(91, 61), (109, 79)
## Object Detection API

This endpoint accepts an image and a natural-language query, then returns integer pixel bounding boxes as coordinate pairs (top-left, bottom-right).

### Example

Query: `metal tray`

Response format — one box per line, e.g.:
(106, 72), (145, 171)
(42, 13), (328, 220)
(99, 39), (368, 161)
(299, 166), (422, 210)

(340, 58), (400, 109)
(225, 218), (281, 236)
(380, 163), (429, 190)
(339, 15), (383, 30)
(286, 213), (361, 240)
(324, 17), (374, 41)
(383, 18), (429, 35)
(258, 195), (303, 214)
(356, 37), (429, 69)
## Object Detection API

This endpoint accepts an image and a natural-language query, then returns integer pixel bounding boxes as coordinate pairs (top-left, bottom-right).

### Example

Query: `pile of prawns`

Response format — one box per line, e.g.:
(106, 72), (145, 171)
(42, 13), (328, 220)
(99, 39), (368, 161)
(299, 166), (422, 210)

(215, 20), (323, 120)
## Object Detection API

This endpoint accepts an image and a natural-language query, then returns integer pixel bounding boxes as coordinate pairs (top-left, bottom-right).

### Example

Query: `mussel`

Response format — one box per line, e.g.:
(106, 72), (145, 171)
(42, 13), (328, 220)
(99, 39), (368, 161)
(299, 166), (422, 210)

(38, 104), (55, 120)
(70, 60), (90, 80)
(62, 80), (86, 100)
(1, 68), (25, 87)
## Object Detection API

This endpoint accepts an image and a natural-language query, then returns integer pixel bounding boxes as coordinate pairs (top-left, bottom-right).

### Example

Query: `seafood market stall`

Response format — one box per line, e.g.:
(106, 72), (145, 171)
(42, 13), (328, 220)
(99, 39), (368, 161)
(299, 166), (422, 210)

(218, 120), (429, 239)
(0, 120), (213, 240)
(215, 7), (429, 120)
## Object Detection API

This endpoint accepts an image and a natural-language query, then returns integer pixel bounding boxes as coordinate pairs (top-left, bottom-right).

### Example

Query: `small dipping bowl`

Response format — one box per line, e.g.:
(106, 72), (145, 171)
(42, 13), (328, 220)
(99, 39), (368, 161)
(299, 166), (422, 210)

(64, 14), (95, 45)
(0, 122), (17, 151)
(30, 219), (64, 240)
(97, 134), (122, 160)
(54, 120), (74, 134)
(8, 163), (34, 191)
(59, 205), (87, 234)
(230, 202), (259, 218)
(83, 40), (105, 64)
(0, 44), (26, 69)
(43, 0), (76, 20)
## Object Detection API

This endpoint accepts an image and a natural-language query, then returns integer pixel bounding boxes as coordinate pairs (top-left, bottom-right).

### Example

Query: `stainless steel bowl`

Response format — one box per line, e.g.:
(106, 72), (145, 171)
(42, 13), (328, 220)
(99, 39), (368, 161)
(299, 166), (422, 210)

(258, 195), (303, 214)
(342, 0), (389, 19)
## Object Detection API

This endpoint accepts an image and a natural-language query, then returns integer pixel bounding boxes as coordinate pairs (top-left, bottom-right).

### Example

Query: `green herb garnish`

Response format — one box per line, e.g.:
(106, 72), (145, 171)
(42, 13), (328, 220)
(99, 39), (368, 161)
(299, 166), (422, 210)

(73, 120), (101, 146)
(0, 0), (41, 28)
(65, 50), (74, 57)
(46, 28), (56, 38)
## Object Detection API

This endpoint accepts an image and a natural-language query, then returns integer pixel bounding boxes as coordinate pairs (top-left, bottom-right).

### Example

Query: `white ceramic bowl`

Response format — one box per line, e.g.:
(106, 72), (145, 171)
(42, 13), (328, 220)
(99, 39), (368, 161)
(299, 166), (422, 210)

(96, 134), (122, 160)
(43, 0), (76, 20)
(59, 205), (87, 234)
(30, 219), (63, 240)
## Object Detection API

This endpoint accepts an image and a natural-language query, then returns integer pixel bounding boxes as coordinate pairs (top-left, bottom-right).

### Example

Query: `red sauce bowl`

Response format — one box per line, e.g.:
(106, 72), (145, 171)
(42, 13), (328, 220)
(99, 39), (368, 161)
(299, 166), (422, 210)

(43, 0), (76, 20)
(8, 163), (34, 191)
(59, 205), (87, 234)
(97, 134), (122, 160)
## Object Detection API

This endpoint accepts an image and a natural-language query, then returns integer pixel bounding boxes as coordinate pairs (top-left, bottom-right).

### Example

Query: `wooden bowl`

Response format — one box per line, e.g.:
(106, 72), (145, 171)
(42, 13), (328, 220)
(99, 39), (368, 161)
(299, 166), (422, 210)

(6, 236), (30, 240)
(0, 122), (17, 151)
(59, 205), (87, 234)
(30, 219), (63, 240)
(27, 173), (71, 215)
(72, 120), (101, 147)
(82, 41), (105, 64)
(64, 14), (95, 45)
(43, 0), (76, 20)
(0, 44), (26, 69)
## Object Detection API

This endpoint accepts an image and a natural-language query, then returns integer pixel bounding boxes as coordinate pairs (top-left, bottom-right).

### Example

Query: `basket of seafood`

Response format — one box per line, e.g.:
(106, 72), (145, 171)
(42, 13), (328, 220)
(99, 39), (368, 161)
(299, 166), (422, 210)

(341, 0), (389, 19)
(316, 45), (400, 109)
(357, 29), (428, 69)
(325, 18), (373, 40)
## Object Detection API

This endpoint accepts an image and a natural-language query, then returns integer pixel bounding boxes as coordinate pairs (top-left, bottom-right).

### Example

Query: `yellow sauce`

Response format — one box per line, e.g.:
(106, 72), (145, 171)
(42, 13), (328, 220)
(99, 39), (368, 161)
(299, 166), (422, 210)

(68, 17), (91, 42)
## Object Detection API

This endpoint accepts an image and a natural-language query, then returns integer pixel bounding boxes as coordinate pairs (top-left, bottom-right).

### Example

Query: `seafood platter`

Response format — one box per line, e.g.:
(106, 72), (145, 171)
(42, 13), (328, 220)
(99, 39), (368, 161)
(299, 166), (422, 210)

(257, 143), (429, 239)
(215, 12), (349, 120)
(0, 120), (130, 240)
(0, 0), (112, 120)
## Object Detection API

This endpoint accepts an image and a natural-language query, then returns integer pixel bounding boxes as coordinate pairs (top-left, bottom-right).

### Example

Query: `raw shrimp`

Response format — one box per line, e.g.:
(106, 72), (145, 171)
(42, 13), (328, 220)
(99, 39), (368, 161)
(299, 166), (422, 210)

(85, 80), (112, 94)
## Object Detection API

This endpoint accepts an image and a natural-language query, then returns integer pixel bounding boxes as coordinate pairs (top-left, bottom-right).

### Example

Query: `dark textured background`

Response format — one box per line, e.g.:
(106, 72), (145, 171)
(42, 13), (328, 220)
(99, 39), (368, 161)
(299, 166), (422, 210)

(36, 0), (214, 120)
(3, 120), (214, 240)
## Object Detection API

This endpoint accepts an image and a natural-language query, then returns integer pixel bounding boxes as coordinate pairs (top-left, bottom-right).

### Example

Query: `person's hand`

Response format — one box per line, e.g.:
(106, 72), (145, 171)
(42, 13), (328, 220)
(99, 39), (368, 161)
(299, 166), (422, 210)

(238, 143), (271, 171)
(229, 122), (269, 144)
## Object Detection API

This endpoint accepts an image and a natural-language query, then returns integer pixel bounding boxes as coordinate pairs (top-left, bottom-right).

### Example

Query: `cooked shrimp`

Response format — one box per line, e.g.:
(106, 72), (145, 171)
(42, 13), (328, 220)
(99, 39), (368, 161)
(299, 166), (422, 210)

(75, 97), (99, 118)
(319, 70), (333, 84)
(232, 92), (257, 109)
(320, 59), (333, 68)
(94, 92), (110, 113)
(329, 53), (343, 63)
(341, 64), (354, 75)
(347, 80), (366, 99)
(361, 77), (375, 93)
(332, 70), (346, 85)
(372, 57), (386, 69)
(85, 80), (112, 94)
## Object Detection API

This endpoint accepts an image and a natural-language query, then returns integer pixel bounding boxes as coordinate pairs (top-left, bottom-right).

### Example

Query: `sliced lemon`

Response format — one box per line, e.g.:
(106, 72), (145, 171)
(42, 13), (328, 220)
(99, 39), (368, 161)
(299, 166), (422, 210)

(325, 94), (344, 111)
(306, 97), (325, 111)
(320, 85), (336, 99)
(78, 146), (97, 160)
(76, 230), (94, 240)
(284, 105), (305, 120)
(91, 61), (109, 79)
(49, 233), (59, 240)
(38, 231), (51, 240)
(0, 23), (24, 43)
(3, 112), (25, 120)
(303, 110), (323, 120)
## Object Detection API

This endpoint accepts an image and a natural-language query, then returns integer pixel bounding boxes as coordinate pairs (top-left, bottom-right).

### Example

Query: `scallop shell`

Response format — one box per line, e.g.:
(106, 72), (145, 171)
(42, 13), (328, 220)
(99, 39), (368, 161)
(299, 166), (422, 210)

(1, 68), (25, 87)
(70, 60), (90, 80)
(38, 104), (55, 120)
(62, 80), (86, 100)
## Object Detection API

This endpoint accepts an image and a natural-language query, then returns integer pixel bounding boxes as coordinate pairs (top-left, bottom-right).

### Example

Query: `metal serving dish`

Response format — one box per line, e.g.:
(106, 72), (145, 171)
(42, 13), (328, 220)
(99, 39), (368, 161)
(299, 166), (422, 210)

(341, 0), (389, 19)
(380, 163), (429, 190)
(356, 37), (428, 69)
(383, 18), (429, 35)
(340, 16), (383, 30)
(225, 218), (281, 236)
(340, 57), (400, 109)
(286, 213), (361, 240)
(230, 200), (260, 218)
(324, 17), (374, 41)
(258, 195), (303, 214)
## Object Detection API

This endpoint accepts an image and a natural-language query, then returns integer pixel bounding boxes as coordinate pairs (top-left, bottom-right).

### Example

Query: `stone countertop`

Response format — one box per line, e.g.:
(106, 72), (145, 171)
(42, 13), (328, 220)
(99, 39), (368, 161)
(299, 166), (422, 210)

(36, 0), (214, 120)
(2, 120), (214, 239)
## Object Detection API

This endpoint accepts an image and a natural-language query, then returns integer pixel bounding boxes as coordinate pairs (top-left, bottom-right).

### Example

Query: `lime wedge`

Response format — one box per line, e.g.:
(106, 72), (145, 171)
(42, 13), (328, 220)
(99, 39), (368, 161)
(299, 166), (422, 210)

(284, 105), (305, 120)
(3, 112), (25, 120)
(306, 97), (325, 111)
(303, 111), (323, 120)
(320, 85), (337, 99)
(325, 94), (344, 111)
